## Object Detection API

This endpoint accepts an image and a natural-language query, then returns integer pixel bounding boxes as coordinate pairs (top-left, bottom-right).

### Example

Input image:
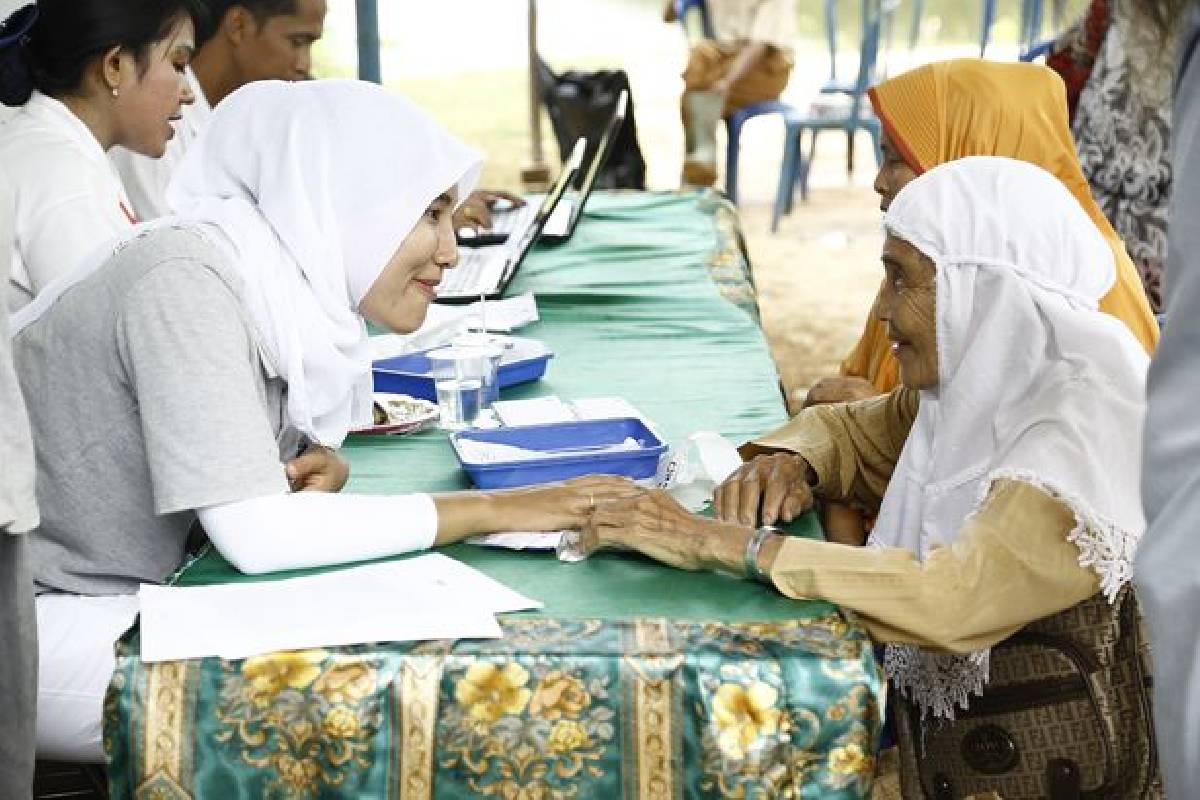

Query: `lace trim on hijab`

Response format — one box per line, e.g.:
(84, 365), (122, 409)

(884, 645), (990, 720)
(884, 471), (1139, 719)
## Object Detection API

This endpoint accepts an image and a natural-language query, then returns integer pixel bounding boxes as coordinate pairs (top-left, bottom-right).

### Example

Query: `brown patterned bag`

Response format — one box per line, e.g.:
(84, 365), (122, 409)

(894, 589), (1161, 799)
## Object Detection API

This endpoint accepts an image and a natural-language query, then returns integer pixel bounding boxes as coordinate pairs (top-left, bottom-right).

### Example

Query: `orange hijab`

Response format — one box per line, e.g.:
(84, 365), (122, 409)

(843, 59), (1159, 391)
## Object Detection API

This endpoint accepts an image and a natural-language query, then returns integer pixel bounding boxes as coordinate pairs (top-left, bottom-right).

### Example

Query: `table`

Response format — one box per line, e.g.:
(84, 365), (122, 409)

(104, 192), (884, 799)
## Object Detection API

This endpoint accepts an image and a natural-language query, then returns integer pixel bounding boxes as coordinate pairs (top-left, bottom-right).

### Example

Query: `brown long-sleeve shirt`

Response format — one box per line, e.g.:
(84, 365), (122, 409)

(750, 389), (1099, 654)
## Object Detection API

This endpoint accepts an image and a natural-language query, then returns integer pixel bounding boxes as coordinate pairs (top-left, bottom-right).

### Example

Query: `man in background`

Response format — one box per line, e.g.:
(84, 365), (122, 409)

(665, 0), (795, 187)
(112, 0), (327, 219)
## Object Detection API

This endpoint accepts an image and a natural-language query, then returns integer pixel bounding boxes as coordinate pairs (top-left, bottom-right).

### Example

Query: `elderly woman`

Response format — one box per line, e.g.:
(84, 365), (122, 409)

(583, 157), (1148, 721)
(764, 60), (1161, 546)
(803, 59), (1157, 409)
(12, 79), (629, 762)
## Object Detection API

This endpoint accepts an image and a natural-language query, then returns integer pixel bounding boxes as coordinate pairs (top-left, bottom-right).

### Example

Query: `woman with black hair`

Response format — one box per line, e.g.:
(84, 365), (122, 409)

(0, 0), (202, 312)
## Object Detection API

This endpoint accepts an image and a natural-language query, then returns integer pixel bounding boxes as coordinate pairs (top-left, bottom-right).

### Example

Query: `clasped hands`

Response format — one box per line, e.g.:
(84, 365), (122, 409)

(574, 452), (816, 573)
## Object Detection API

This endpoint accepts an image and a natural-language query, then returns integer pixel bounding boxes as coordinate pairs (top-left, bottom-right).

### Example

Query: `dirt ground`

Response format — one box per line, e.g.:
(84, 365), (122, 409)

(739, 181), (884, 411)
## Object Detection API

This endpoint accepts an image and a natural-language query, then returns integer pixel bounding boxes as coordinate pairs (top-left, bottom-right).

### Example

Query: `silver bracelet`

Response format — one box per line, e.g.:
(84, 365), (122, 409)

(743, 525), (778, 583)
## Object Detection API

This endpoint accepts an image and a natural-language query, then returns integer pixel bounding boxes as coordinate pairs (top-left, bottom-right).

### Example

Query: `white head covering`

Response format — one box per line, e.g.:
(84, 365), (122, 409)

(869, 156), (1149, 719)
(12, 80), (481, 446)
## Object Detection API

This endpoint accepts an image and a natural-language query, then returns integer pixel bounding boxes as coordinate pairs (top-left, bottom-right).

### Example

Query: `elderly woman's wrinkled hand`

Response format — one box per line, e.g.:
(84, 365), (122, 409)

(714, 453), (814, 527)
(579, 487), (720, 570)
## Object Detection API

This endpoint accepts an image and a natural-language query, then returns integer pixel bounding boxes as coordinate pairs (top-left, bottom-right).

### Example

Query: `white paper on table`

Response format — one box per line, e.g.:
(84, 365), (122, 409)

(467, 532), (564, 551)
(657, 431), (743, 511)
(492, 396), (576, 426)
(455, 436), (641, 464)
(138, 554), (540, 663)
(570, 396), (663, 437)
(367, 293), (540, 360)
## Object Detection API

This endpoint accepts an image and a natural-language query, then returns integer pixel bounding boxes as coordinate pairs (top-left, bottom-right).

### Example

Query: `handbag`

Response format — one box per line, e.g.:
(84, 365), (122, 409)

(894, 588), (1161, 799)
(536, 57), (647, 190)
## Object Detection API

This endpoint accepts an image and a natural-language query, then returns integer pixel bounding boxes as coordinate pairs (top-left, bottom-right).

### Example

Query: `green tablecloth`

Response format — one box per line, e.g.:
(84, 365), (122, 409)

(104, 192), (883, 799)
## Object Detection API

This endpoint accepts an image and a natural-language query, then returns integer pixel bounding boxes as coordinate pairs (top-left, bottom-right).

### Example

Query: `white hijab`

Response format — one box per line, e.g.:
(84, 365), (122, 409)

(869, 156), (1150, 718)
(12, 80), (481, 447)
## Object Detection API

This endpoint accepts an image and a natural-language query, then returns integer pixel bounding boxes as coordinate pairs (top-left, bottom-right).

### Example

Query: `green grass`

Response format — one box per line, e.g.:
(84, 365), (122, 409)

(389, 69), (558, 191)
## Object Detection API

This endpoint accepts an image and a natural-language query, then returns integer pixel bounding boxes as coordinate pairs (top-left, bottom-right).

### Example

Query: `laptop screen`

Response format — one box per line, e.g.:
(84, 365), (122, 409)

(502, 137), (587, 263)
(575, 91), (628, 195)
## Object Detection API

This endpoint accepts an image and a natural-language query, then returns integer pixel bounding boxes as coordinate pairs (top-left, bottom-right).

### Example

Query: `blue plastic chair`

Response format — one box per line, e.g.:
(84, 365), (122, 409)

(1019, 0), (1044, 52)
(675, 0), (714, 40)
(721, 0), (889, 203)
(823, 0), (856, 95)
(979, 0), (998, 55)
(724, 99), (795, 205)
(771, 2), (883, 232)
(1019, 38), (1053, 62)
(907, 0), (925, 50)
(822, 0), (888, 95)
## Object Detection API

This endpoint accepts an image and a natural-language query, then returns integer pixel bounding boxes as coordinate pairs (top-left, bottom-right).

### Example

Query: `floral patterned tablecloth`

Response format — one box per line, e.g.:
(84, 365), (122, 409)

(103, 192), (884, 798)
(107, 601), (882, 799)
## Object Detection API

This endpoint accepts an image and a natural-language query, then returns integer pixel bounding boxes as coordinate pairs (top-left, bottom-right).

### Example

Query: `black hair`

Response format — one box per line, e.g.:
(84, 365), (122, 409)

(0, 0), (207, 106)
(195, 0), (298, 47)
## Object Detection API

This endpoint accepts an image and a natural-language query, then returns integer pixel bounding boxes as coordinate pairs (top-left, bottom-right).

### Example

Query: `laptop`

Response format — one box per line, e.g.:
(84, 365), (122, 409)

(462, 90), (629, 247)
(437, 138), (586, 303)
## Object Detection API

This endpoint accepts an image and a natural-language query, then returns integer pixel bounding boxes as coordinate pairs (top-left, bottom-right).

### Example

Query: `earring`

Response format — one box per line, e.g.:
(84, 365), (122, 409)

(111, 87), (119, 98)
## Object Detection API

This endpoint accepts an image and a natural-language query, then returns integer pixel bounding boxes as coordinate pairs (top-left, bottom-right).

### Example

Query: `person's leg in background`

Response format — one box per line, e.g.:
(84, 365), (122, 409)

(680, 41), (792, 187)
(681, 40), (731, 187)
(0, 534), (37, 799)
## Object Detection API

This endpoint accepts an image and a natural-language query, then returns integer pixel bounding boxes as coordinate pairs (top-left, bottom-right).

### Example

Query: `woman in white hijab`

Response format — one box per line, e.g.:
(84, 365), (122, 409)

(12, 79), (631, 762)
(579, 156), (1149, 721)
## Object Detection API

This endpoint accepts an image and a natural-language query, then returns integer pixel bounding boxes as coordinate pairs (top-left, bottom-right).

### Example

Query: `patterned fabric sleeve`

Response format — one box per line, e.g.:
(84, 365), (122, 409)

(1047, 0), (1113, 121)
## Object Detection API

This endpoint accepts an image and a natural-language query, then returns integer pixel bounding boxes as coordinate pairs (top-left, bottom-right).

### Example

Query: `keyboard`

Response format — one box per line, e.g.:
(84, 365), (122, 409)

(439, 246), (506, 298)
(488, 203), (539, 235)
(483, 197), (574, 240)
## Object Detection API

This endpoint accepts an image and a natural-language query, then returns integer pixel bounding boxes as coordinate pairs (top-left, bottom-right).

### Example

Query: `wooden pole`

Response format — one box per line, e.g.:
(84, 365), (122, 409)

(520, 0), (551, 191)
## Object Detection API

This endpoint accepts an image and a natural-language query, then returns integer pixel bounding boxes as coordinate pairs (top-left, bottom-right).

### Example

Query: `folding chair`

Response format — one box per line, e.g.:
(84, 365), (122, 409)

(771, 0), (883, 231)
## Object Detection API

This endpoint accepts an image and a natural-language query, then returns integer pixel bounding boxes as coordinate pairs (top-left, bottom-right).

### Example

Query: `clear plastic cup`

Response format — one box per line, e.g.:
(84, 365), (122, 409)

(448, 335), (505, 406)
(428, 345), (499, 429)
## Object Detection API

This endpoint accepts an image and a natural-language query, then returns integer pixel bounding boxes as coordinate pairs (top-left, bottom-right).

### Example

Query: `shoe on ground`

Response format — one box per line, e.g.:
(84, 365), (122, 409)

(682, 158), (717, 187)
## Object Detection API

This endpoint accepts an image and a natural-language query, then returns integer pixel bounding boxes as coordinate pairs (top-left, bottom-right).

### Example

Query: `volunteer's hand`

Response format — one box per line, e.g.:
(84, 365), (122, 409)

(491, 474), (643, 532)
(453, 190), (526, 232)
(713, 453), (815, 527)
(286, 445), (350, 493)
(802, 376), (879, 408)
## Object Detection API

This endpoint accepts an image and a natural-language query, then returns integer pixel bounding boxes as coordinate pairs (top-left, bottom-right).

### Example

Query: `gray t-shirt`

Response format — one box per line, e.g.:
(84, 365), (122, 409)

(0, 173), (38, 535)
(14, 227), (301, 595)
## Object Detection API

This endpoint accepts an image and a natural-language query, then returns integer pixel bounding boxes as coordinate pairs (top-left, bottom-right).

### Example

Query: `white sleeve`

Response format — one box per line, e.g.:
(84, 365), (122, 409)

(196, 492), (438, 575)
(22, 193), (127, 295)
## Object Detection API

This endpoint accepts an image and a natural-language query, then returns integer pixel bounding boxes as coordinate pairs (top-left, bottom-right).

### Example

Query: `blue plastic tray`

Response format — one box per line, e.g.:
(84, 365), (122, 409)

(372, 339), (553, 401)
(450, 417), (667, 489)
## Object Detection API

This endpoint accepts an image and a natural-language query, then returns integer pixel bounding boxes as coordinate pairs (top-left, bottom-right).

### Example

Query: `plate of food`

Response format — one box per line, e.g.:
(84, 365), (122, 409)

(351, 393), (439, 435)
